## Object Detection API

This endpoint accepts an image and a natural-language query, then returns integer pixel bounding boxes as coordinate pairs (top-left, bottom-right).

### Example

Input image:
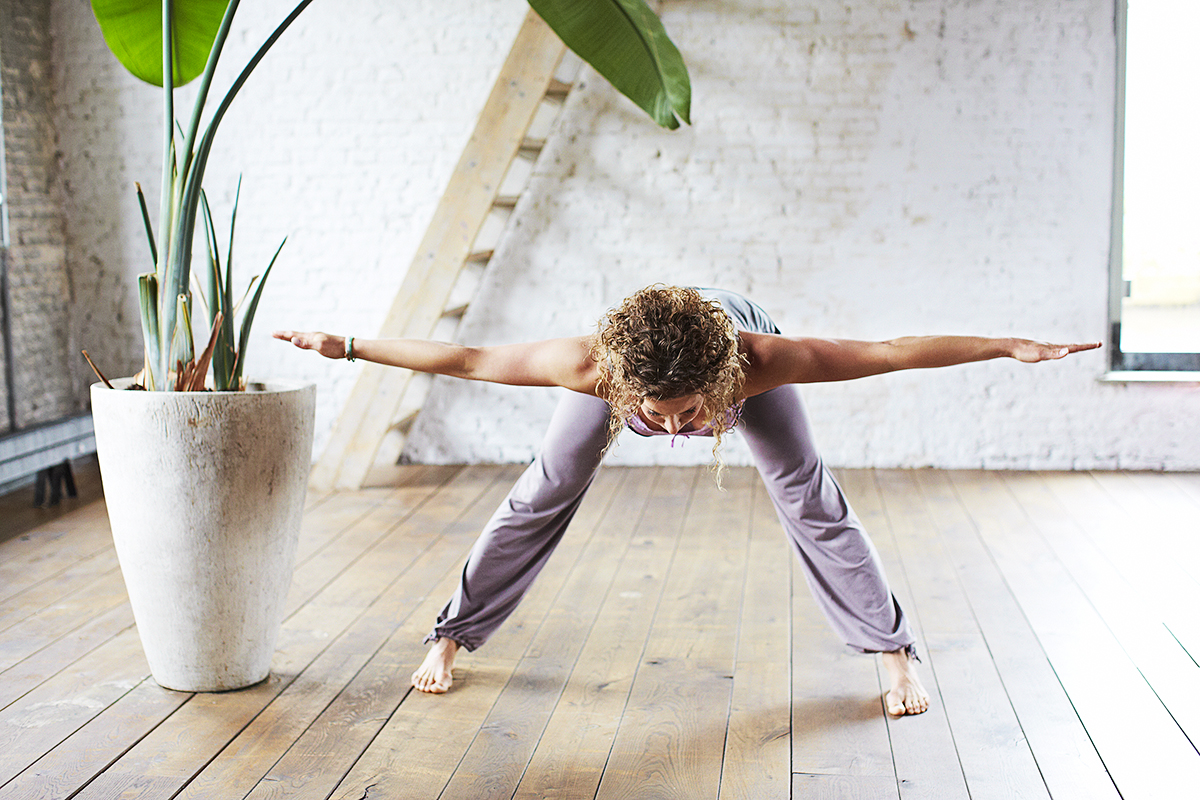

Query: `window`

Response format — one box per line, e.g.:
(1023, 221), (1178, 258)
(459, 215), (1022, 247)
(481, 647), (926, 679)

(1109, 0), (1200, 374)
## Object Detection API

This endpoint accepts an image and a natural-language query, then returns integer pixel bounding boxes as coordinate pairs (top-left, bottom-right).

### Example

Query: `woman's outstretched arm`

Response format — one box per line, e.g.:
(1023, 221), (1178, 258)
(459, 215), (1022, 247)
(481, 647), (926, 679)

(272, 331), (600, 393)
(739, 332), (1102, 394)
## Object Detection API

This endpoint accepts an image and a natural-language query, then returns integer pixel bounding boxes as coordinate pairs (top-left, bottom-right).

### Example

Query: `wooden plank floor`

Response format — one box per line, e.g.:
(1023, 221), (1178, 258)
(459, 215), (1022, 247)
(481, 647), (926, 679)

(1, 462), (1198, 799)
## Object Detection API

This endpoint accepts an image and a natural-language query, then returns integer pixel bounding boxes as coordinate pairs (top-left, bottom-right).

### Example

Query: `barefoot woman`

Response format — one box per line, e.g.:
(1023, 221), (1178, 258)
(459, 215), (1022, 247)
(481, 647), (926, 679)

(276, 285), (1098, 716)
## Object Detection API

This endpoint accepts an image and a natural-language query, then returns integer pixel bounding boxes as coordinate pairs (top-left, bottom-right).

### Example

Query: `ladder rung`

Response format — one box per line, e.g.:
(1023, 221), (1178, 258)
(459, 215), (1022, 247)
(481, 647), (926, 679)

(493, 195), (519, 209)
(441, 303), (469, 319)
(466, 249), (494, 263)
(545, 78), (572, 98)
(389, 409), (420, 433)
(519, 137), (546, 153)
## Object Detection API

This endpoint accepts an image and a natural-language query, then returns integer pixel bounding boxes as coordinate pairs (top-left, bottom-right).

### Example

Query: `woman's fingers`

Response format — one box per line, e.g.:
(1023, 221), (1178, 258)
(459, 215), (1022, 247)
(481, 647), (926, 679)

(273, 330), (316, 350)
(1017, 340), (1102, 362)
(1046, 340), (1099, 362)
(272, 330), (308, 346)
(1047, 341), (1103, 359)
(272, 331), (344, 359)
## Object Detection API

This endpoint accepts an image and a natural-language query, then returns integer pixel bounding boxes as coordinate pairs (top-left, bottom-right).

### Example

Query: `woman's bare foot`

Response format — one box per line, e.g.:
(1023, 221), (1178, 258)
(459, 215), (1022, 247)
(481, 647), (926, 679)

(881, 648), (930, 716)
(412, 637), (458, 693)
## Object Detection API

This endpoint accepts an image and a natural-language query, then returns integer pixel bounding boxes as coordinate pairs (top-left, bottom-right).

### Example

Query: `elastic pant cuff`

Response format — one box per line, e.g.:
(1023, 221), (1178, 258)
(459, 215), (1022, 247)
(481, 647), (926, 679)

(423, 631), (476, 652)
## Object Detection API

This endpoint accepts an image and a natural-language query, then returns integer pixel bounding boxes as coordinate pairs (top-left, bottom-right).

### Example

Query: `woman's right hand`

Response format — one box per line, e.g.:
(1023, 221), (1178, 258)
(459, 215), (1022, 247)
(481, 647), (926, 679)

(273, 330), (346, 360)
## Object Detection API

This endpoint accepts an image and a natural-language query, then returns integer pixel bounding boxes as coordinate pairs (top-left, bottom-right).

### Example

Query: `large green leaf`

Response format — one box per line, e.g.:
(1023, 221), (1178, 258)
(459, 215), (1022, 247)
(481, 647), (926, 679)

(90, 0), (230, 86)
(528, 0), (690, 129)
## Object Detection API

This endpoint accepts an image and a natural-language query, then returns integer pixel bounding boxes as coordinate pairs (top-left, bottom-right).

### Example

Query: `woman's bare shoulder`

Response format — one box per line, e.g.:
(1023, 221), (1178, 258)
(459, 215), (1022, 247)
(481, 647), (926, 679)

(549, 334), (603, 394)
(736, 331), (818, 397)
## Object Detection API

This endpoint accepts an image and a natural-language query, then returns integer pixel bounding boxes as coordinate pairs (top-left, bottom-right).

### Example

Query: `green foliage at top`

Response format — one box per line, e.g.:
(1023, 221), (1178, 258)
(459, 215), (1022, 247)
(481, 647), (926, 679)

(90, 0), (230, 87)
(529, 0), (690, 129)
(93, 0), (692, 130)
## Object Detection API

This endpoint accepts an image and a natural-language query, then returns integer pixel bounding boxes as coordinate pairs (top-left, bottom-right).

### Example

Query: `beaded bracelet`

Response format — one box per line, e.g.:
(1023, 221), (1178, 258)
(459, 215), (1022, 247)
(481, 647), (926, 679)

(345, 336), (356, 362)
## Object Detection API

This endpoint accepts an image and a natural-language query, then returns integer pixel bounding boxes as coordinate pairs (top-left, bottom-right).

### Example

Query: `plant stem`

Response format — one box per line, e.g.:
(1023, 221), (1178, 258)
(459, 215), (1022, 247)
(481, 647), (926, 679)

(152, 0), (176, 390)
(81, 350), (114, 389)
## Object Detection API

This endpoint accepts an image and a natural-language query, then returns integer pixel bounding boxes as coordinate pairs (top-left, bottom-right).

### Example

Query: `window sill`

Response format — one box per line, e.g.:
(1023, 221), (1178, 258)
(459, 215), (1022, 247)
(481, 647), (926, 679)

(1100, 371), (1200, 383)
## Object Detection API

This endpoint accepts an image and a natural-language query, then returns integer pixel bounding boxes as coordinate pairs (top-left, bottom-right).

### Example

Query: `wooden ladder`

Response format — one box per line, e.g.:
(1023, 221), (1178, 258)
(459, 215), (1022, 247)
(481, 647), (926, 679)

(309, 10), (574, 490)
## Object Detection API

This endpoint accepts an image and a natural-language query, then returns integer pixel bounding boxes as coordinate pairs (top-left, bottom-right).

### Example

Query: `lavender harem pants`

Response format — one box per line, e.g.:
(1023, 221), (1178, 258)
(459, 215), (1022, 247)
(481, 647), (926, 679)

(426, 294), (915, 656)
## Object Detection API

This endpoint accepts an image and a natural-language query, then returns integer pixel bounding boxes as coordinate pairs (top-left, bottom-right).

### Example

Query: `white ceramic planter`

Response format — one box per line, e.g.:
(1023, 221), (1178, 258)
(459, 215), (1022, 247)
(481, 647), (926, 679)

(91, 379), (316, 692)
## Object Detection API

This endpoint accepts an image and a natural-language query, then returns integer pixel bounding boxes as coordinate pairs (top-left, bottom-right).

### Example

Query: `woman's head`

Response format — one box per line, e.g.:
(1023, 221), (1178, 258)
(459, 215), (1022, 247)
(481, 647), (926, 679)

(592, 285), (746, 460)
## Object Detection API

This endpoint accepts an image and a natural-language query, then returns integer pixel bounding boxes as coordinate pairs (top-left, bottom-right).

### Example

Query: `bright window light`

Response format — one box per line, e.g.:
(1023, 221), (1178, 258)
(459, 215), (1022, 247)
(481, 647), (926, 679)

(1120, 0), (1200, 354)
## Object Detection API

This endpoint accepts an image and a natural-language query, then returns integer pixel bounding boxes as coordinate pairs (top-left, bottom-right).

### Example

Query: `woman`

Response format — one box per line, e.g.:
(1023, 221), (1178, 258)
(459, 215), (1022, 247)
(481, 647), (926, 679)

(275, 285), (1099, 716)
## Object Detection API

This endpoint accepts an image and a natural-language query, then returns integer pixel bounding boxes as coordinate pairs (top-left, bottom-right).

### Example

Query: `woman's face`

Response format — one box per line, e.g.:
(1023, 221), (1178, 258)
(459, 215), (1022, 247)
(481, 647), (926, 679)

(639, 394), (705, 434)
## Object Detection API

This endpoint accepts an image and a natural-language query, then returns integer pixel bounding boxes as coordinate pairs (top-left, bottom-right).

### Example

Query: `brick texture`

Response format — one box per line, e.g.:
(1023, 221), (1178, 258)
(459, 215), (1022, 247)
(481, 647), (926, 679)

(404, 0), (1200, 470)
(1, 0), (79, 433)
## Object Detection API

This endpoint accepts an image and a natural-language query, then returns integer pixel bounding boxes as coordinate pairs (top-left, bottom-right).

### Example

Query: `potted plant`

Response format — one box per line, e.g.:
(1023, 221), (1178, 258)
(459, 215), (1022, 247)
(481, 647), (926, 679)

(83, 0), (690, 692)
(84, 0), (322, 693)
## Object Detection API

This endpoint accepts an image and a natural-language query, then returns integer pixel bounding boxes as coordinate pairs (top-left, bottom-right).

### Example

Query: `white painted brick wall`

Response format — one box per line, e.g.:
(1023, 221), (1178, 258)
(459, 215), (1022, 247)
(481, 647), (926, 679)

(404, 0), (1200, 470)
(50, 0), (1200, 470)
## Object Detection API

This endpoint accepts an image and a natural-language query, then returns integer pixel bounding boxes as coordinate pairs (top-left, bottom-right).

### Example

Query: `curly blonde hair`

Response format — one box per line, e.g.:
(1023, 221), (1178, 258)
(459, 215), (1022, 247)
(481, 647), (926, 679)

(591, 285), (746, 471)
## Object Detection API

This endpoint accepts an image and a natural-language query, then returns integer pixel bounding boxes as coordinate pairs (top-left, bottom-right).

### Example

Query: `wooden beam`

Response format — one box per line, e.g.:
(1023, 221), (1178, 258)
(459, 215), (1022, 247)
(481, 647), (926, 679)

(310, 10), (566, 490)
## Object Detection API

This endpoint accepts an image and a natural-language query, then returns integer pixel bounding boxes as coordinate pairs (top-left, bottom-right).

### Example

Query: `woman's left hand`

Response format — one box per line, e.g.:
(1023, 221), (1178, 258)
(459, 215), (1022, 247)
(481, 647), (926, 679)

(1009, 339), (1102, 363)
